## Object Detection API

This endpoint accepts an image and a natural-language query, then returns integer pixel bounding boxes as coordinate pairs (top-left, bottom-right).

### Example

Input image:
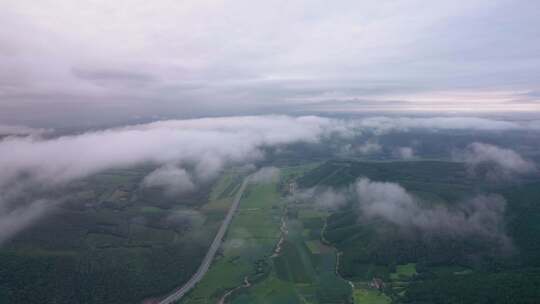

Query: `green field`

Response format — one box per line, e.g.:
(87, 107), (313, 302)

(180, 163), (354, 304)
(353, 288), (391, 304)
(226, 179), (351, 304)
(390, 263), (417, 281)
(181, 172), (283, 304)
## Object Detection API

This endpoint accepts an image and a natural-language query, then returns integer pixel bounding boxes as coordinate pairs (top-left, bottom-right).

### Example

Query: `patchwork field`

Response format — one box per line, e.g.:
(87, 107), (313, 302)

(180, 162), (358, 304)
(225, 172), (351, 304)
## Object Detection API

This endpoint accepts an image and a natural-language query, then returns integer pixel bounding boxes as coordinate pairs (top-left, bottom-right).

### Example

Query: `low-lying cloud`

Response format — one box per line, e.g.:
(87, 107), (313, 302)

(0, 200), (53, 245)
(294, 177), (509, 245)
(142, 165), (195, 196)
(0, 115), (350, 188)
(354, 178), (509, 242)
(394, 146), (415, 160)
(0, 115), (353, 244)
(291, 187), (348, 211)
(457, 142), (536, 180)
(2, 115), (540, 244)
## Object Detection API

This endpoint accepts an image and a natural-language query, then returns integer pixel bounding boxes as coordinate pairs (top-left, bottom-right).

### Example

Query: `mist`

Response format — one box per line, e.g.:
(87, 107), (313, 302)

(456, 142), (537, 180)
(142, 165), (195, 196)
(2, 114), (540, 244)
(298, 177), (511, 244)
(0, 200), (54, 244)
(291, 187), (348, 211)
(354, 178), (509, 243)
(0, 115), (353, 244)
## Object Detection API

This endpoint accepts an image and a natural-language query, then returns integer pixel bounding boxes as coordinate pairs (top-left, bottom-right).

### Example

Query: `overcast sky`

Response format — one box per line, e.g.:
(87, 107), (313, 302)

(1, 0), (540, 126)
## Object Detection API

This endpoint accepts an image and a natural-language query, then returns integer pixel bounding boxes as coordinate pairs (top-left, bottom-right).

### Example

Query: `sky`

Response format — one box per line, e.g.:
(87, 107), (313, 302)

(1, 0), (540, 127)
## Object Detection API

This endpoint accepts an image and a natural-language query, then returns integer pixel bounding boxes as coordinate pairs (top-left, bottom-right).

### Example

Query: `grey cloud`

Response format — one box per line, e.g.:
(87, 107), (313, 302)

(0, 125), (49, 136)
(356, 116), (535, 134)
(71, 67), (157, 89)
(354, 177), (509, 242)
(394, 146), (415, 159)
(292, 187), (348, 211)
(458, 142), (537, 180)
(313, 188), (347, 210)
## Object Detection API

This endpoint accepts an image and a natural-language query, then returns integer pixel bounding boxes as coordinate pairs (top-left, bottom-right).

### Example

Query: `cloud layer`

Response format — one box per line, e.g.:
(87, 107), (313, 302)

(0, 115), (350, 188)
(0, 115), (351, 243)
(1, 1), (540, 126)
(356, 116), (540, 134)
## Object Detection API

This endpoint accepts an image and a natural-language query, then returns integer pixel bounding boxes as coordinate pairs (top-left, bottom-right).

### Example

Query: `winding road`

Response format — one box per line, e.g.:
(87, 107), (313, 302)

(158, 177), (249, 304)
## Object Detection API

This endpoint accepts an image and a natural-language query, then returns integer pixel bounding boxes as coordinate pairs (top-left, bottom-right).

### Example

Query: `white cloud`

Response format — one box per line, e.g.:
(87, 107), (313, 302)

(0, 115), (351, 188)
(142, 165), (195, 195)
(394, 146), (415, 159)
(458, 142), (536, 179)
(0, 115), (353, 243)
(1, 114), (539, 244)
(354, 177), (508, 241)
(291, 187), (348, 211)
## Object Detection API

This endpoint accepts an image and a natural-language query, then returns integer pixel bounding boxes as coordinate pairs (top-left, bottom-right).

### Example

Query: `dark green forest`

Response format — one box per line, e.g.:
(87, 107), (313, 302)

(299, 160), (540, 303)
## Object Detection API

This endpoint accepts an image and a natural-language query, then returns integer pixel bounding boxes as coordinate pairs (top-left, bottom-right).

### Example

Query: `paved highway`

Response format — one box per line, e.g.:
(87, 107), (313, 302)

(158, 177), (249, 304)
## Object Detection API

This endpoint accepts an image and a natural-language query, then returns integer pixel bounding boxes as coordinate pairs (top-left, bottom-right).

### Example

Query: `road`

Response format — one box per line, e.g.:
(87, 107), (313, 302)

(158, 177), (249, 304)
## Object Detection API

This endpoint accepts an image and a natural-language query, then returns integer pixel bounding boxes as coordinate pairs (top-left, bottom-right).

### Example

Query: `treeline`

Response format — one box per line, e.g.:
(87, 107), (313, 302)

(308, 159), (540, 303)
(403, 269), (540, 304)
